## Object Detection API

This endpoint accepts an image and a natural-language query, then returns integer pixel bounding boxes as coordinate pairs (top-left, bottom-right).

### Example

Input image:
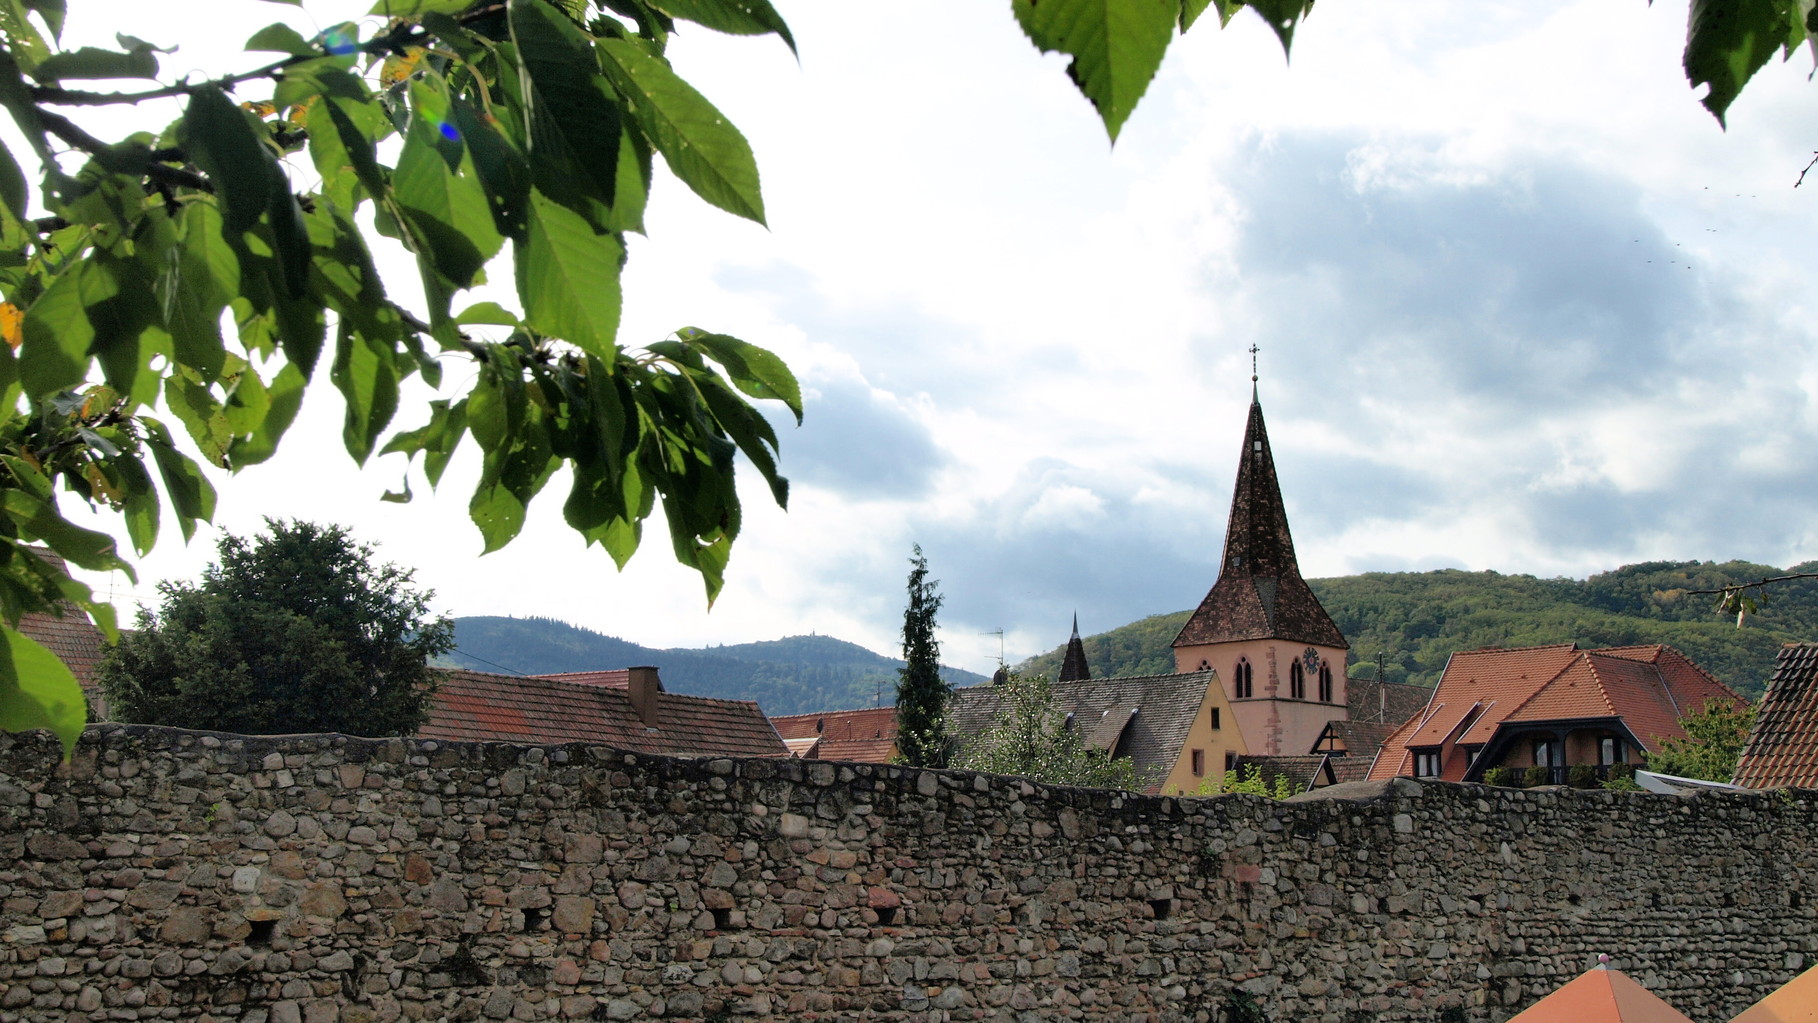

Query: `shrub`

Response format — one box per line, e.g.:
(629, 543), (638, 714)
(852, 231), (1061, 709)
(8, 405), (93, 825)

(1567, 764), (1599, 789)
(1606, 760), (1635, 782)
(1482, 766), (1522, 788)
(1523, 765), (1552, 788)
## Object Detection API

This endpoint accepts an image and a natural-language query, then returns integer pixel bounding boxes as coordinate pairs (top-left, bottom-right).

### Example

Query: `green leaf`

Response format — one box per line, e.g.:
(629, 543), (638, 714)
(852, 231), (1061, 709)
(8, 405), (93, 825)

(469, 478), (527, 553)
(1012, 0), (1177, 141)
(509, 0), (645, 230)
(597, 35), (766, 224)
(651, 0), (796, 54)
(516, 187), (623, 358)
(0, 138), (28, 225)
(454, 301), (520, 326)
(1240, 0), (1311, 54)
(0, 0), (52, 74)
(367, 0), (474, 16)
(245, 23), (316, 56)
(22, 0), (64, 42)
(392, 78), (504, 289)
(678, 328), (801, 422)
(309, 95), (391, 211)
(329, 324), (399, 464)
(18, 257), (99, 397)
(31, 43), (158, 82)
(180, 86), (279, 236)
(0, 486), (123, 572)
(143, 417), (218, 541)
(0, 624), (85, 759)
(223, 362), (304, 467)
(1685, 0), (1802, 125)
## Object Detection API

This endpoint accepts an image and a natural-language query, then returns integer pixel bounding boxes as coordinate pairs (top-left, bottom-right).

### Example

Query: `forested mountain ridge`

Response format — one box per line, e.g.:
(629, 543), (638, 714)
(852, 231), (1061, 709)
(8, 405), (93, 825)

(440, 617), (989, 716)
(1018, 561), (1818, 700)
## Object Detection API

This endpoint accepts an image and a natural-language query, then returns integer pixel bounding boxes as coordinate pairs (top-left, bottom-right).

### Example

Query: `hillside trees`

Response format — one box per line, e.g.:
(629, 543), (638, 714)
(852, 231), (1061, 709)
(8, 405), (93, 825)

(894, 545), (949, 768)
(0, 0), (802, 754)
(97, 520), (452, 736)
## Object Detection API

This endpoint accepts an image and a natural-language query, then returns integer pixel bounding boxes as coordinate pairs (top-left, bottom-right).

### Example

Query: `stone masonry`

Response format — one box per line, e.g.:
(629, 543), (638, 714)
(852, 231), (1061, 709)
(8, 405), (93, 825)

(0, 724), (1814, 1023)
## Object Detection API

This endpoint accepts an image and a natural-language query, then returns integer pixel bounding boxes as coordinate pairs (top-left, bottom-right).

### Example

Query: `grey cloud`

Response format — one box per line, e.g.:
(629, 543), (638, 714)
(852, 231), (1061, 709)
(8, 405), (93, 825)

(766, 375), (947, 498)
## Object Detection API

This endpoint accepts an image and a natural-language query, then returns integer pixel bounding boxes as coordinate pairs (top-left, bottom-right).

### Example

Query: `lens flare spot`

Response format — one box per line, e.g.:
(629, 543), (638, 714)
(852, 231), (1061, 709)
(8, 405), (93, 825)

(438, 121), (460, 142)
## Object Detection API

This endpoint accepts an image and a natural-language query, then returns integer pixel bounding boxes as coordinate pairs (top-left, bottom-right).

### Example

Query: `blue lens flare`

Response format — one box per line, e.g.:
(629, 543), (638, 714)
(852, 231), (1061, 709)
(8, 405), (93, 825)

(321, 29), (357, 56)
(438, 121), (460, 142)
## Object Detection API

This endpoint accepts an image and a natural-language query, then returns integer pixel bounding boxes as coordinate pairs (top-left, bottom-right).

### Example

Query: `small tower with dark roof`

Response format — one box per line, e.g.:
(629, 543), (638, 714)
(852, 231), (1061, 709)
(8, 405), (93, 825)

(1172, 367), (1350, 755)
(1058, 613), (1092, 682)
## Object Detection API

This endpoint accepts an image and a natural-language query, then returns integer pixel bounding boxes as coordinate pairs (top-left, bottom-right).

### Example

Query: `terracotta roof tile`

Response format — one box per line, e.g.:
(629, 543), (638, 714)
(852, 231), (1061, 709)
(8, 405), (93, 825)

(769, 707), (897, 743)
(1731, 960), (1818, 1023)
(1733, 643), (1818, 789)
(419, 669), (787, 758)
(1328, 756), (1373, 784)
(1173, 401), (1346, 650)
(1506, 964), (1697, 1023)
(815, 738), (896, 763)
(528, 670), (631, 688)
(948, 671), (1218, 794)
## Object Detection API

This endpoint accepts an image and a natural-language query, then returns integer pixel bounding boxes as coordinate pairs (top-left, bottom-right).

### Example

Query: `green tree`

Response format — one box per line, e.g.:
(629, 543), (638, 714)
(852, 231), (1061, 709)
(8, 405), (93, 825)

(1217, 763), (1295, 799)
(894, 544), (949, 768)
(98, 519), (451, 736)
(950, 670), (1146, 790)
(0, 0), (802, 754)
(1645, 698), (1758, 782)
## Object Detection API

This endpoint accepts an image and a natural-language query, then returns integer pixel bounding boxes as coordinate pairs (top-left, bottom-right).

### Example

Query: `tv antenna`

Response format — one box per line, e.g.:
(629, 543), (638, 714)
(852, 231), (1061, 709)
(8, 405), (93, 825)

(982, 628), (1004, 667)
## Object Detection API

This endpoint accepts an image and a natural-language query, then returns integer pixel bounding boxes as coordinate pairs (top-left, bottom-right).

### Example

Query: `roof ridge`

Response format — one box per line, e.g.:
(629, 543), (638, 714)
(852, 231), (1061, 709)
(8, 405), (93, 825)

(1499, 652), (1588, 721)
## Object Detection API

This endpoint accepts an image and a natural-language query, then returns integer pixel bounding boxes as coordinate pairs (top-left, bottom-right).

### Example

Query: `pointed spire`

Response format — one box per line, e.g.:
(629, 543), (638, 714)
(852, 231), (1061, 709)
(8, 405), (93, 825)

(1172, 393), (1346, 650)
(1059, 613), (1092, 682)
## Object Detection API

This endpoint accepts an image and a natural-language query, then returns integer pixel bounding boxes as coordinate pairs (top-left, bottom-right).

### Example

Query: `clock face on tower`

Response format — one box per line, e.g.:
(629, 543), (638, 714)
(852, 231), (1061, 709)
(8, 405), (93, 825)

(1302, 647), (1320, 675)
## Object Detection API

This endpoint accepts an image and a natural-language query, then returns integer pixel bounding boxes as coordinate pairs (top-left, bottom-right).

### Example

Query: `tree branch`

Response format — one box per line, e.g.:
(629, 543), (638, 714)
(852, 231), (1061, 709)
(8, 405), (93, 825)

(1686, 571), (1818, 596)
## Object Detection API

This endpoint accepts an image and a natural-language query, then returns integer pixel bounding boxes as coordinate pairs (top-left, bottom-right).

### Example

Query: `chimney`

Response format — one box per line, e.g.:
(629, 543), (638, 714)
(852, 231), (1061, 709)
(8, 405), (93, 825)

(626, 666), (662, 728)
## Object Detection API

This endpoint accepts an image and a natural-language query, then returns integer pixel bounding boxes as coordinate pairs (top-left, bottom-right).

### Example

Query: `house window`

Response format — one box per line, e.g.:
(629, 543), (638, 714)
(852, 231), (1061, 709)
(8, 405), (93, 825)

(1191, 749), (1205, 776)
(1533, 738), (1559, 768)
(1234, 658), (1253, 699)
(1317, 663), (1333, 703)
(1210, 707), (1221, 730)
(1414, 750), (1442, 778)
(1289, 660), (1305, 700)
(1599, 736), (1623, 765)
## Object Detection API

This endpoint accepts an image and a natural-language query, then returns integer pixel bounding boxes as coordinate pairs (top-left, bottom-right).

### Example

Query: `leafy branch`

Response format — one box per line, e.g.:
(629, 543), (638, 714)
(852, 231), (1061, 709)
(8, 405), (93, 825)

(1688, 571), (1818, 626)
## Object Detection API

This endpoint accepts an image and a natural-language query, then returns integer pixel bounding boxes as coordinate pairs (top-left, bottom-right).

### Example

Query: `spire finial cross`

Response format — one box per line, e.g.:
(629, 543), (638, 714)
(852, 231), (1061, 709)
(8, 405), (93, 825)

(1248, 344), (1259, 383)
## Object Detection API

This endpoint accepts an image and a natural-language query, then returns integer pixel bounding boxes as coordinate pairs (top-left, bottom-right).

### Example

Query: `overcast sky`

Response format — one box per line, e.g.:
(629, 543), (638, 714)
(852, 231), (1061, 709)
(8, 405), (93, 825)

(58, 1), (1818, 678)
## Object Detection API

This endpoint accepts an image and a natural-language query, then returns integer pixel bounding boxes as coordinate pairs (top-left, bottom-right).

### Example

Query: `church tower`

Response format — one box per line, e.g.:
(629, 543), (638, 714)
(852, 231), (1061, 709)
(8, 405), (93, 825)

(1058, 614), (1092, 682)
(1172, 381), (1349, 756)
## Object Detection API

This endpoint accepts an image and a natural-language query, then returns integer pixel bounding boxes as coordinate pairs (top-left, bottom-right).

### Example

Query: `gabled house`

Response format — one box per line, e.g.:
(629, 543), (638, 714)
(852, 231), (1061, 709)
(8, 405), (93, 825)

(945, 669), (1247, 795)
(769, 706), (898, 762)
(419, 666), (789, 758)
(1731, 642), (1818, 789)
(1368, 644), (1743, 784)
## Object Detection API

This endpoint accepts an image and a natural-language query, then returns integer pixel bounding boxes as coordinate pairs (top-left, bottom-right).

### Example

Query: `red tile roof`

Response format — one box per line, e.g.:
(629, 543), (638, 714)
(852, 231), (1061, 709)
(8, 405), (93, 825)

(768, 707), (898, 762)
(1173, 399), (1346, 650)
(1368, 644), (1743, 783)
(1732, 643), (1818, 789)
(419, 669), (787, 758)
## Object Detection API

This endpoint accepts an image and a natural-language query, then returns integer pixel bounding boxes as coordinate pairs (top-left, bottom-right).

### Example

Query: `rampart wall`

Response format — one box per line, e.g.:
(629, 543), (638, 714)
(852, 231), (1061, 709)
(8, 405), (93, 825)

(1, 725), (1814, 1023)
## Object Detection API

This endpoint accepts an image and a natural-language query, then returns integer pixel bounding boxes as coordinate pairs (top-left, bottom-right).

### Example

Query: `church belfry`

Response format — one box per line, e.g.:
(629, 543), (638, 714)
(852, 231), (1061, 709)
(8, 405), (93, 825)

(1059, 613), (1092, 682)
(1173, 374), (1349, 755)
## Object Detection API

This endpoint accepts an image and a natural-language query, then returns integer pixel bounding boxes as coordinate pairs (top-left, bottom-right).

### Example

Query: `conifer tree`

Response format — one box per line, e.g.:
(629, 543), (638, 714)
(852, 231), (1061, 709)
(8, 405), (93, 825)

(895, 545), (950, 767)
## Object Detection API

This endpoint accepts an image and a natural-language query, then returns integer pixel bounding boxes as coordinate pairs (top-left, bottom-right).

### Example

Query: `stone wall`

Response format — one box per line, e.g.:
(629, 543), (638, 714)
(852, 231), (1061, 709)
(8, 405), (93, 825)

(0, 724), (1813, 1023)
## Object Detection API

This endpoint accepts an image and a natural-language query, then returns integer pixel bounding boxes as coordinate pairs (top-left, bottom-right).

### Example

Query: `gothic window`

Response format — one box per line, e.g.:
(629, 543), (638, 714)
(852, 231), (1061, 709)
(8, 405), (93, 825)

(1289, 660), (1305, 700)
(1234, 658), (1253, 699)
(1317, 663), (1333, 703)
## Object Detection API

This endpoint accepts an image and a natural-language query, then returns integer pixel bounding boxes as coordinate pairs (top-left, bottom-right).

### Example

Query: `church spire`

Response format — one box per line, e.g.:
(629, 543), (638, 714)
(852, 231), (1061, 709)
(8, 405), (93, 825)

(1059, 613), (1092, 682)
(1171, 391), (1346, 650)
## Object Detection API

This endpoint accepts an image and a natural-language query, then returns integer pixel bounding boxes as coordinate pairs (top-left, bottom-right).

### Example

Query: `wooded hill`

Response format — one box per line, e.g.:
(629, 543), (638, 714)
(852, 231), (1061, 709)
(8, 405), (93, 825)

(1018, 561), (1818, 701)
(440, 616), (989, 716)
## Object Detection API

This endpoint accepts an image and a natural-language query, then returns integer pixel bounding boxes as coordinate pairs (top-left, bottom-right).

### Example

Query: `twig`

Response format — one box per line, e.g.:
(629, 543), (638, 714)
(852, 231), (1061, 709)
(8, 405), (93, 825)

(1797, 153), (1818, 188)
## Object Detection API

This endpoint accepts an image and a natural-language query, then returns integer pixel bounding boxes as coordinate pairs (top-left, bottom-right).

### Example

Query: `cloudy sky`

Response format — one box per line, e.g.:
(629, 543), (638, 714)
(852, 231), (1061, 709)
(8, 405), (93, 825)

(58, 0), (1818, 677)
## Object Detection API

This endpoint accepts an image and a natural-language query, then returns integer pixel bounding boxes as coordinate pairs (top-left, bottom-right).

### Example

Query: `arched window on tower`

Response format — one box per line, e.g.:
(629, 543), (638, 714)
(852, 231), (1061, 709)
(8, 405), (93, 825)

(1317, 663), (1333, 703)
(1290, 660), (1305, 700)
(1234, 658), (1253, 699)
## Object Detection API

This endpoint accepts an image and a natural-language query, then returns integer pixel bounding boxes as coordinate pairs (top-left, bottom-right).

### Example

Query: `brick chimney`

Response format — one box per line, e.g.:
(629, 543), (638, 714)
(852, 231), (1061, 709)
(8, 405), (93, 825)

(626, 666), (662, 727)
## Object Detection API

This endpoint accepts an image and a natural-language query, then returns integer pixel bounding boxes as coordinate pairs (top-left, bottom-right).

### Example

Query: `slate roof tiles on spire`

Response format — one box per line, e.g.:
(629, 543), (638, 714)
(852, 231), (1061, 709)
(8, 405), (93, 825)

(1059, 613), (1092, 682)
(1173, 396), (1345, 649)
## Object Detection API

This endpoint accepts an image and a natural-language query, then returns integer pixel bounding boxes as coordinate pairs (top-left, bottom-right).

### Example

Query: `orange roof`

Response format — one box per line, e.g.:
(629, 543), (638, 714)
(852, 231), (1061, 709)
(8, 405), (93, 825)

(1508, 964), (1696, 1023)
(816, 737), (896, 763)
(1732, 961), (1818, 1023)
(1369, 644), (1744, 782)
(770, 707), (898, 743)
(1733, 644), (1818, 789)
(420, 669), (787, 759)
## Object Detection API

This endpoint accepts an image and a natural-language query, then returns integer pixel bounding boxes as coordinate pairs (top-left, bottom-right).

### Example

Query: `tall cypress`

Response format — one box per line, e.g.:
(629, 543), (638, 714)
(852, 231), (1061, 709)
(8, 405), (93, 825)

(895, 545), (951, 767)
